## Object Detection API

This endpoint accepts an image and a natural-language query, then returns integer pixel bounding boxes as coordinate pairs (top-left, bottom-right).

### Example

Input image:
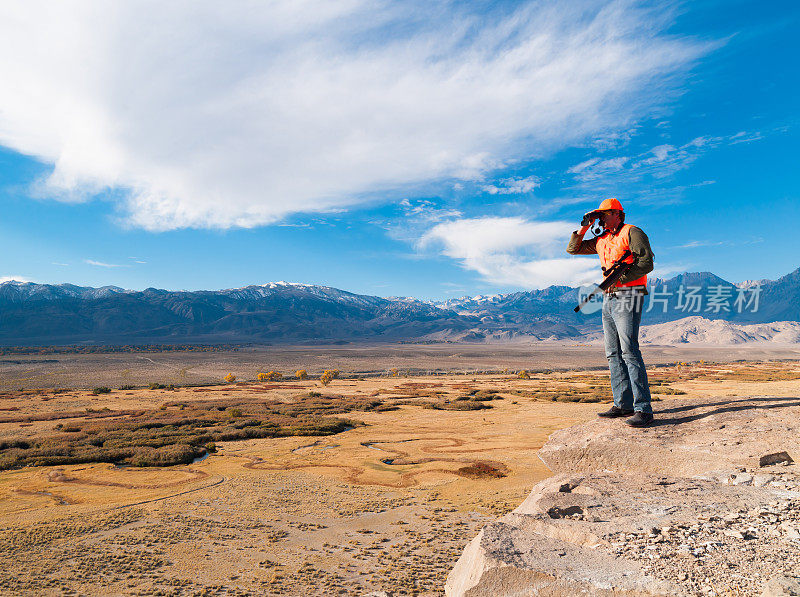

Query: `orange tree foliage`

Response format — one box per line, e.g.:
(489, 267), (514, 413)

(320, 369), (340, 386)
(258, 371), (282, 381)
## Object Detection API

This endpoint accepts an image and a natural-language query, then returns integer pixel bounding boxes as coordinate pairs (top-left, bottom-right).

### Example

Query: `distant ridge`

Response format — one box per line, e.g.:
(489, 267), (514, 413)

(640, 317), (800, 345)
(0, 267), (797, 345)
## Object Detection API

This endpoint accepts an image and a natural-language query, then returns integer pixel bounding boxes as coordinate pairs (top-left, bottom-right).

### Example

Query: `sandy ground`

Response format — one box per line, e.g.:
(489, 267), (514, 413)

(0, 359), (798, 596)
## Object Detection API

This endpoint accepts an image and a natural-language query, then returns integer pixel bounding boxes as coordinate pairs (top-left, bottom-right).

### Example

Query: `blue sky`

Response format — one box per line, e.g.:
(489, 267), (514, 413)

(0, 0), (797, 299)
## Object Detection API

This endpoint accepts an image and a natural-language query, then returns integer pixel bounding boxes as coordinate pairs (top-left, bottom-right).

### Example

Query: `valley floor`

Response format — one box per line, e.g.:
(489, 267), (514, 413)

(1, 343), (799, 390)
(0, 359), (798, 595)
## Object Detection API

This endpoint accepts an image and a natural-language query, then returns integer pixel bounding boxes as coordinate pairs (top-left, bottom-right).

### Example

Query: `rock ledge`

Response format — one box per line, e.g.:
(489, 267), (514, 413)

(446, 396), (800, 596)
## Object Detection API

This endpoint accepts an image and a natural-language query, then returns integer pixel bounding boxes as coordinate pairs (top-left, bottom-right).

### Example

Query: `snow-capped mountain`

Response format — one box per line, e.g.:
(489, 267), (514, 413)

(0, 267), (797, 345)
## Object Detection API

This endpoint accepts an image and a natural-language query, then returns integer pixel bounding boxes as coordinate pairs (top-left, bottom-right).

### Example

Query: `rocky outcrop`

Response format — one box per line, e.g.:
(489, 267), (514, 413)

(446, 396), (800, 596)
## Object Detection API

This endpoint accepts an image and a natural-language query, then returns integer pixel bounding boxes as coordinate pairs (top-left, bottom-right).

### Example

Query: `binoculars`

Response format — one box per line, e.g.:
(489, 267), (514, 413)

(581, 210), (606, 236)
(581, 210), (603, 227)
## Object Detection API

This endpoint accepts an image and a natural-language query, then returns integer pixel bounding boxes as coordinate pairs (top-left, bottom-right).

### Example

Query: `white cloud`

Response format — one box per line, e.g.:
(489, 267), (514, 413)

(651, 263), (692, 279)
(674, 234), (762, 250)
(728, 131), (763, 145)
(676, 239), (723, 249)
(646, 144), (675, 162)
(569, 156), (630, 180)
(84, 259), (124, 268)
(419, 216), (597, 288)
(567, 130), (763, 185)
(399, 198), (461, 222)
(596, 157), (630, 171)
(0, 1), (708, 230)
(568, 158), (601, 174)
(589, 126), (640, 151)
(0, 276), (33, 283)
(481, 175), (541, 195)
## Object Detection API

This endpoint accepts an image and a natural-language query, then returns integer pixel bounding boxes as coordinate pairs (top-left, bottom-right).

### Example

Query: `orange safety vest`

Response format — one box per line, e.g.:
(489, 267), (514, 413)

(596, 223), (647, 288)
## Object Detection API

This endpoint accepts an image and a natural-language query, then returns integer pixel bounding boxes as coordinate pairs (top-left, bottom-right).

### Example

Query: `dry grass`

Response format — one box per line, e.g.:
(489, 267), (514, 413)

(0, 393), (388, 470)
(511, 385), (609, 403)
(650, 386), (687, 395)
(423, 401), (492, 411)
(710, 368), (800, 382)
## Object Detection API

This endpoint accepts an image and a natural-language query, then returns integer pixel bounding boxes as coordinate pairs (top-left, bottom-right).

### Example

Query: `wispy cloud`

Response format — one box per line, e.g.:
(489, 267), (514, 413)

(571, 156), (630, 179)
(419, 216), (597, 288)
(0, 1), (710, 230)
(0, 275), (33, 283)
(651, 263), (692, 279)
(567, 130), (764, 186)
(481, 176), (540, 195)
(676, 239), (724, 249)
(383, 198), (464, 246)
(84, 259), (124, 268)
(589, 126), (640, 152)
(568, 158), (601, 174)
(398, 198), (462, 223)
(674, 235), (763, 249)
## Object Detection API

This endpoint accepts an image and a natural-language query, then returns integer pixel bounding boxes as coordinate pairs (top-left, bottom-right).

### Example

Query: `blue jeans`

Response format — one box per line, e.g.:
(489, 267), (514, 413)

(602, 289), (652, 414)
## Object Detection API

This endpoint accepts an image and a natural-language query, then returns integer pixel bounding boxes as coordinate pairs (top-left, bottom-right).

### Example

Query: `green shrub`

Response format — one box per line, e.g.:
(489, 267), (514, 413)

(92, 387), (111, 395)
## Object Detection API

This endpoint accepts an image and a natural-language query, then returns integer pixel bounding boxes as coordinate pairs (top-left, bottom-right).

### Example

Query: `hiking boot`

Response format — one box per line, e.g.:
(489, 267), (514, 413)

(625, 411), (654, 427)
(597, 406), (635, 418)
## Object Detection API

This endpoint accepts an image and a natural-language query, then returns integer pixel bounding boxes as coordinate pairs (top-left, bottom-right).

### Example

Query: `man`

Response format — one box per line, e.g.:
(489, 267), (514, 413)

(566, 198), (655, 427)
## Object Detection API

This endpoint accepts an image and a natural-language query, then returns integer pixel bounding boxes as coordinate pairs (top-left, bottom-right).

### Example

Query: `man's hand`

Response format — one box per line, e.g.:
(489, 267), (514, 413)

(578, 211), (597, 235)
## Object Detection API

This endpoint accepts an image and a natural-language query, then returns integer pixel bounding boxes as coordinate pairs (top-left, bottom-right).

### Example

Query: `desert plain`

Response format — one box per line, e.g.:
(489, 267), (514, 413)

(0, 345), (799, 596)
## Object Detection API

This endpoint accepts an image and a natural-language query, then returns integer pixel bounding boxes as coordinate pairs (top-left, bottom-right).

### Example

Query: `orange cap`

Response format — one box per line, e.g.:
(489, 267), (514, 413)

(596, 198), (623, 212)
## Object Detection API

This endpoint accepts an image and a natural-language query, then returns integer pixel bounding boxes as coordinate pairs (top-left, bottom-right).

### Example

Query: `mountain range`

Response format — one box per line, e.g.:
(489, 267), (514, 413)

(0, 268), (797, 345)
